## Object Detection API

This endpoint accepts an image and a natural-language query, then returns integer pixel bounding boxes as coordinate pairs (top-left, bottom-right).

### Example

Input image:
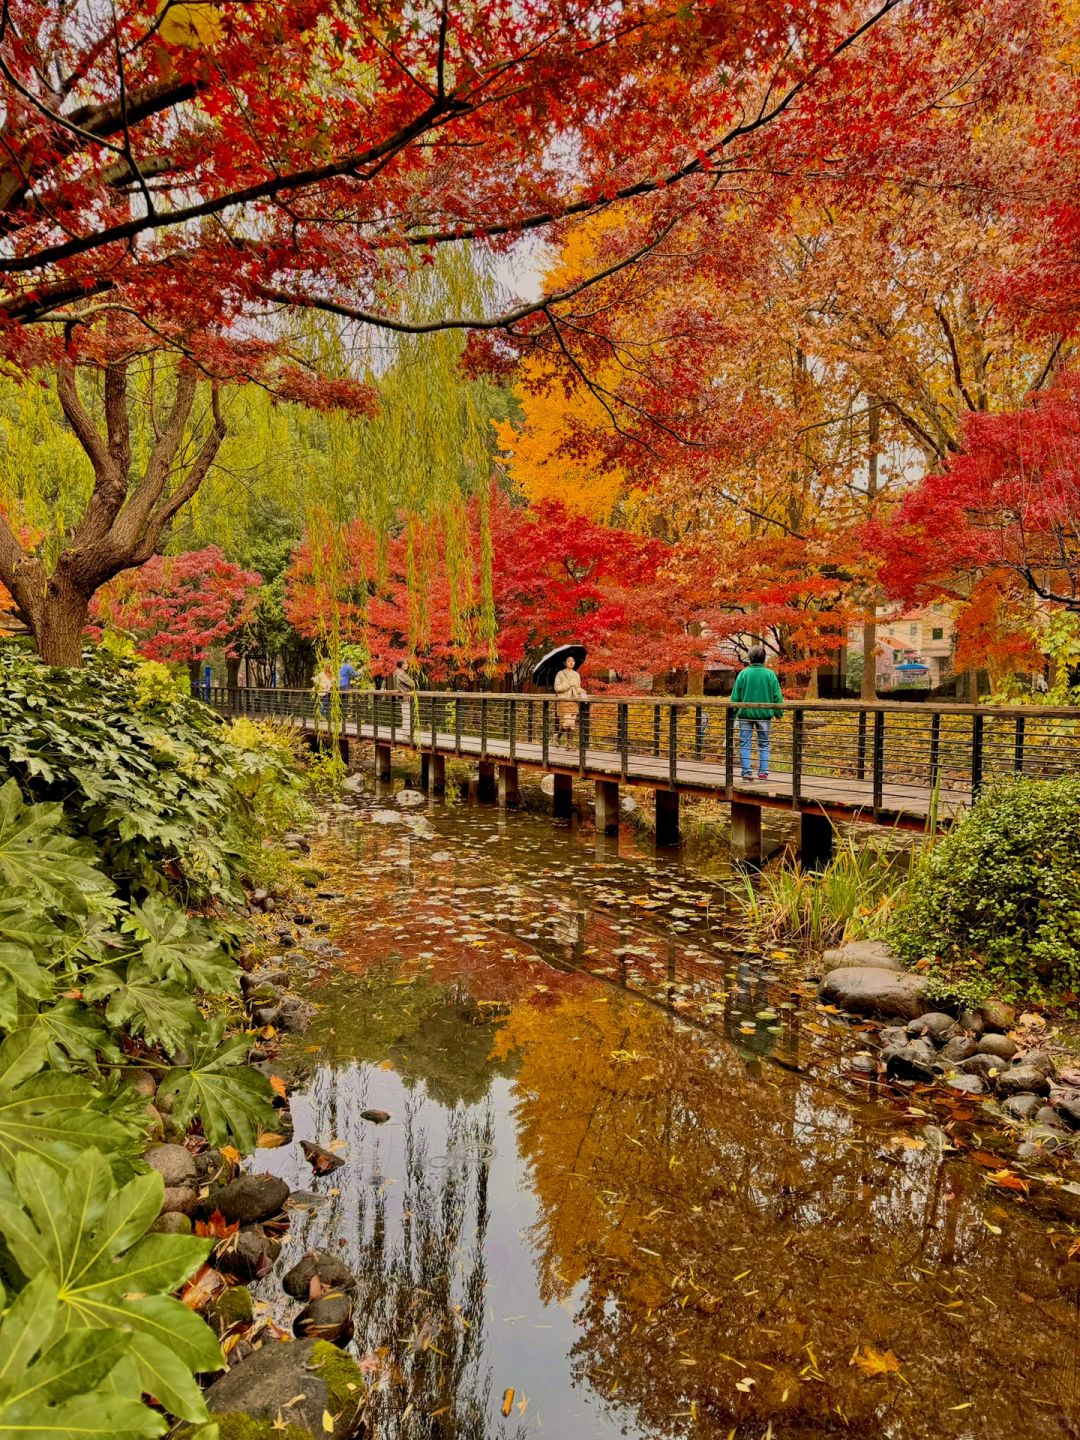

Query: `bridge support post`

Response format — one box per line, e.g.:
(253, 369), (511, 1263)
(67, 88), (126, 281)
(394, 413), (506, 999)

(478, 762), (496, 804)
(800, 810), (833, 871)
(338, 735), (350, 765)
(498, 764), (519, 809)
(595, 779), (620, 835)
(655, 789), (680, 847)
(552, 772), (573, 820)
(420, 753), (430, 790)
(730, 800), (761, 865)
(375, 743), (392, 782)
(431, 754), (446, 795)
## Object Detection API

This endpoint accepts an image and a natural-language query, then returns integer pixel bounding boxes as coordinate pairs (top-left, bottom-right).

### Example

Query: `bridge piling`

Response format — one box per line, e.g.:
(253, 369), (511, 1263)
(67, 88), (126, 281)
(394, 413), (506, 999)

(595, 779), (620, 834)
(730, 800), (761, 865)
(478, 761), (496, 804)
(375, 743), (392, 782)
(420, 753), (430, 790)
(800, 811), (833, 870)
(431, 754), (446, 795)
(655, 789), (680, 847)
(498, 764), (520, 808)
(552, 772), (573, 820)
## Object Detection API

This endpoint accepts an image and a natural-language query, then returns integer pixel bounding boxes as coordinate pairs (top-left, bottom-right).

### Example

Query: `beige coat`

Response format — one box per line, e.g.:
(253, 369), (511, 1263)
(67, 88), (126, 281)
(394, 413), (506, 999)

(554, 666), (583, 729)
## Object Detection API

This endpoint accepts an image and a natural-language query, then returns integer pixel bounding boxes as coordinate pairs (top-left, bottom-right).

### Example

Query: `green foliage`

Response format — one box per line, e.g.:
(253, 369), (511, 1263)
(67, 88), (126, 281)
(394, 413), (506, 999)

(740, 832), (906, 950)
(891, 777), (1080, 1000)
(157, 1017), (276, 1151)
(0, 1149), (220, 1432)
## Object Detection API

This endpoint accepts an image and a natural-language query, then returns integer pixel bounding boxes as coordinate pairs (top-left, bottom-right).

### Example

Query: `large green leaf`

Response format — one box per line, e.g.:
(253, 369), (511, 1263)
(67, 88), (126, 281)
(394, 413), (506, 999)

(0, 781), (109, 914)
(0, 1032), (139, 1171)
(157, 1016), (276, 1149)
(0, 1150), (219, 1422)
(22, 998), (120, 1072)
(122, 895), (237, 993)
(0, 1273), (164, 1440)
(85, 969), (203, 1053)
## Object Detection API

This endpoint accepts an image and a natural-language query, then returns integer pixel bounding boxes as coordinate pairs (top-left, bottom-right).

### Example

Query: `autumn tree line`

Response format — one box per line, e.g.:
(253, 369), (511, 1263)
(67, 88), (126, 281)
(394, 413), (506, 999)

(0, 0), (1077, 699)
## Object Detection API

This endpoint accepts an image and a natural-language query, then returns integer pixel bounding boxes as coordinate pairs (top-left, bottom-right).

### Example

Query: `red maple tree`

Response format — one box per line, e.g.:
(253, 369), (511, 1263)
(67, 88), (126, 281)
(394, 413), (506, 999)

(91, 547), (262, 674)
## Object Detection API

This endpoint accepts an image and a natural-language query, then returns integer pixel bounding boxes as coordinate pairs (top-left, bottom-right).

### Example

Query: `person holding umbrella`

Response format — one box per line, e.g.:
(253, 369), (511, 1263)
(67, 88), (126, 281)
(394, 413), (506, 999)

(554, 654), (585, 744)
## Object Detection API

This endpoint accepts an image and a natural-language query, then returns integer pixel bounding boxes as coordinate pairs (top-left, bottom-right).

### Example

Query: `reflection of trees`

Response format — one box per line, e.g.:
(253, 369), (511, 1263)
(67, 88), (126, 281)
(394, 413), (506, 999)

(349, 1100), (527, 1440)
(311, 964), (517, 1107)
(495, 993), (1073, 1440)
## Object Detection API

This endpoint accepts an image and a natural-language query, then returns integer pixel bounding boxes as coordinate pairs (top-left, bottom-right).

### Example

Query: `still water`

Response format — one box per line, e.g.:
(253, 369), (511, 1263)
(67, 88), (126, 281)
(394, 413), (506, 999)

(254, 778), (1079, 1440)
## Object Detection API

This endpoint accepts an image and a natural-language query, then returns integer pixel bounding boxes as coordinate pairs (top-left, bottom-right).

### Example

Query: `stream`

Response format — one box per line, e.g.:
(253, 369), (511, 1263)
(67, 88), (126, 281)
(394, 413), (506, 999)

(252, 773), (1080, 1440)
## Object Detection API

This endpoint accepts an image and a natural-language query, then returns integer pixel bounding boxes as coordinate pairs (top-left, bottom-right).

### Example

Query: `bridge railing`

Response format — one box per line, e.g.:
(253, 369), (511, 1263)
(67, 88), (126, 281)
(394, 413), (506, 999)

(208, 687), (1080, 818)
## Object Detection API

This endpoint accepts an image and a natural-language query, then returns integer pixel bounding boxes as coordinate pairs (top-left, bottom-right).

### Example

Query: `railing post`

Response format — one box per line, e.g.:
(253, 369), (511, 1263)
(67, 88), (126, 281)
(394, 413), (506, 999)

(856, 711), (867, 782)
(1014, 714), (1025, 777)
(480, 696), (488, 760)
(792, 707), (804, 808)
(929, 711), (941, 790)
(694, 703), (704, 760)
(542, 699), (550, 767)
(578, 702), (588, 774)
(527, 701), (535, 744)
(509, 698), (517, 762)
(652, 705), (661, 757)
(971, 712), (984, 797)
(618, 702), (629, 780)
(455, 696), (462, 756)
(872, 710), (885, 818)
(430, 693), (437, 753)
(724, 705), (734, 801)
(669, 705), (678, 787)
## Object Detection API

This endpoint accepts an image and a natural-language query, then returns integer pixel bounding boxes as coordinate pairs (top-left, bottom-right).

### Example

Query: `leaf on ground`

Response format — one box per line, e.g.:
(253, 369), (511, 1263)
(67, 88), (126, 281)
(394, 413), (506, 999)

(851, 1345), (902, 1377)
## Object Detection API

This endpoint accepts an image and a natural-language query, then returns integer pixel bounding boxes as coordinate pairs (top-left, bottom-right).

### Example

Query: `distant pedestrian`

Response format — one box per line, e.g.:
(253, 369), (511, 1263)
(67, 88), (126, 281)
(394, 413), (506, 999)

(315, 660), (334, 720)
(389, 658), (417, 737)
(730, 645), (784, 781)
(339, 656), (359, 690)
(554, 654), (585, 745)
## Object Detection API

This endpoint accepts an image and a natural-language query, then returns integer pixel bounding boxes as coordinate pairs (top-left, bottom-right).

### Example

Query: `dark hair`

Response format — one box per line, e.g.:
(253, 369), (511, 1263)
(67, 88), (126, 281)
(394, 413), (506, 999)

(396, 658), (406, 667)
(748, 645), (767, 665)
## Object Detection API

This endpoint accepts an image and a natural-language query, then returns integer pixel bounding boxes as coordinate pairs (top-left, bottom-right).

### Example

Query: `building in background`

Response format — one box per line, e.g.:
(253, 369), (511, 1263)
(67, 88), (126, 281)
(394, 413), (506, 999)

(848, 605), (956, 691)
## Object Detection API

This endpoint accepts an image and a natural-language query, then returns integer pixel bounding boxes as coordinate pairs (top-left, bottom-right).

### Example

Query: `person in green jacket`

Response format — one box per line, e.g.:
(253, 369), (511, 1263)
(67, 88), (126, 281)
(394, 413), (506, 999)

(730, 645), (784, 780)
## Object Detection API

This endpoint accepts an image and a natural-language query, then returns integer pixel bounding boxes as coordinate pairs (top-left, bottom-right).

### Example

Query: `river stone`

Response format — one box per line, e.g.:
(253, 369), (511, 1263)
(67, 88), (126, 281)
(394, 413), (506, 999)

(941, 1035), (978, 1064)
(370, 809), (403, 825)
(293, 1291), (354, 1345)
(279, 997), (317, 1035)
(212, 1173), (290, 1225)
(947, 1073), (986, 1095)
(959, 1053), (1007, 1086)
(819, 967), (928, 1020)
(149, 1211), (192, 1235)
(361, 1108), (391, 1124)
(822, 941), (903, 975)
(144, 1143), (197, 1190)
(957, 1008), (985, 1037)
(300, 1141), (345, 1174)
(283, 1249), (359, 1300)
(907, 1012), (959, 1043)
(396, 788), (425, 807)
(195, 1148), (237, 1186)
(879, 1026), (911, 1048)
(215, 1225), (281, 1281)
(1002, 1094), (1043, 1122)
(883, 1039), (936, 1081)
(121, 1067), (157, 1099)
(847, 1052), (878, 1074)
(160, 1184), (199, 1216)
(204, 1338), (362, 1439)
(978, 1033), (1018, 1061)
(1053, 1095), (1080, 1129)
(1029, 1124), (1068, 1152)
(998, 1064), (1051, 1098)
(1019, 1050), (1056, 1078)
(978, 999), (1017, 1032)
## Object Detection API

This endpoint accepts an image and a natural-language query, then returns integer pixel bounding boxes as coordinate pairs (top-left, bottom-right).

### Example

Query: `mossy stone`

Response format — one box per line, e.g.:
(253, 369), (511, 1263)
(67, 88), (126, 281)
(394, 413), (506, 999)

(208, 1283), (254, 1332)
(180, 1415), (312, 1440)
(312, 1339), (365, 1413)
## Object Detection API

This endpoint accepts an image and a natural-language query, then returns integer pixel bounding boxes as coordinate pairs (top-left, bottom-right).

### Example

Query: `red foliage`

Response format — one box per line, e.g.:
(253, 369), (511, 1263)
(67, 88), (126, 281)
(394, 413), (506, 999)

(91, 547), (262, 663)
(285, 491), (703, 684)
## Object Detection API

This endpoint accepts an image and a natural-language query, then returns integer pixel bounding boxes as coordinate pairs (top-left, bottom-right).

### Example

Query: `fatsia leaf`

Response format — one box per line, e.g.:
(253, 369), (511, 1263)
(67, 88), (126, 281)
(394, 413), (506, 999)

(0, 1032), (138, 1171)
(84, 969), (202, 1053)
(0, 781), (109, 914)
(157, 1016), (276, 1149)
(0, 1150), (219, 1422)
(122, 895), (236, 993)
(21, 999), (120, 1072)
(0, 1274), (163, 1440)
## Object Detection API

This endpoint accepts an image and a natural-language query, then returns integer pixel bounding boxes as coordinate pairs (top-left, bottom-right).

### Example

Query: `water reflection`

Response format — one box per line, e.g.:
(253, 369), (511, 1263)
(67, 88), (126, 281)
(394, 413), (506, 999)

(254, 783), (1079, 1440)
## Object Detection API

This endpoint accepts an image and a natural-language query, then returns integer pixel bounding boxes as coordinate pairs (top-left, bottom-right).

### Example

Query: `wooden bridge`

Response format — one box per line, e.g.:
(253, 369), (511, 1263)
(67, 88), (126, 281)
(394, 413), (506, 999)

(209, 687), (1080, 862)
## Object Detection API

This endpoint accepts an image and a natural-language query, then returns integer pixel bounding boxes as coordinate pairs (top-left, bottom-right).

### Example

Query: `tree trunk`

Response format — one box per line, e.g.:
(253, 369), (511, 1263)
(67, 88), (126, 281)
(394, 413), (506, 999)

(34, 577), (92, 667)
(861, 399), (882, 702)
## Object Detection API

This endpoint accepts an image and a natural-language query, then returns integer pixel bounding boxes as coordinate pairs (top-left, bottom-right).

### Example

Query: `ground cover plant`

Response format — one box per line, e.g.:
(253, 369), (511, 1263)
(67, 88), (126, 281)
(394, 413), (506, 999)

(890, 777), (1080, 1004)
(0, 647), (312, 1434)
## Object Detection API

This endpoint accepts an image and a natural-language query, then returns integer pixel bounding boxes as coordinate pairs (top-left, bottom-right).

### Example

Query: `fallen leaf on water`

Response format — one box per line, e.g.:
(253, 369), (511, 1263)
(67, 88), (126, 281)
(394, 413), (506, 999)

(220, 1145), (242, 1166)
(195, 1211), (239, 1240)
(851, 1345), (902, 1377)
(256, 1129), (287, 1148)
(501, 1388), (515, 1417)
(269, 1075), (288, 1099)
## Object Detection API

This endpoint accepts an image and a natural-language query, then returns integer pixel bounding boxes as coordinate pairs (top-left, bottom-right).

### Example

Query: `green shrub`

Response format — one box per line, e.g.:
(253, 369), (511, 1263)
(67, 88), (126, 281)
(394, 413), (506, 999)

(890, 777), (1080, 1000)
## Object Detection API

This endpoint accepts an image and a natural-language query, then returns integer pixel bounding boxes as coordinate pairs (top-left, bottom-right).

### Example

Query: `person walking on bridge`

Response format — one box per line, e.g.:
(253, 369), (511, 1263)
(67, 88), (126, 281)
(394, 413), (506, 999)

(730, 645), (783, 781)
(390, 657), (417, 739)
(554, 654), (585, 746)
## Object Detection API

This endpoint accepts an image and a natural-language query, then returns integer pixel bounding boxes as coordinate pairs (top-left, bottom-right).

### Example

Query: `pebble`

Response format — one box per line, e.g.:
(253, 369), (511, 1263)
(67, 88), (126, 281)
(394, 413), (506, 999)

(940, 1035), (978, 1064)
(1001, 1094), (1043, 1122)
(978, 1033), (1018, 1061)
(144, 1143), (197, 1190)
(300, 1141), (345, 1173)
(361, 1108), (391, 1124)
(957, 1008), (985, 1037)
(215, 1225), (281, 1281)
(907, 1012), (959, 1042)
(282, 1250), (359, 1299)
(946, 1073), (985, 1096)
(159, 1184), (199, 1216)
(149, 1211), (193, 1234)
(998, 1064), (1051, 1098)
(211, 1174), (291, 1225)
(293, 1291), (354, 1345)
(959, 1053), (1006, 1085)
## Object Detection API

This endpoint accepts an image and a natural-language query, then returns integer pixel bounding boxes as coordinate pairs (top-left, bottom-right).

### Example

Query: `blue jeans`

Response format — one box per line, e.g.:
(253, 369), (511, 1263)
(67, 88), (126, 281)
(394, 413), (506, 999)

(739, 718), (771, 776)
